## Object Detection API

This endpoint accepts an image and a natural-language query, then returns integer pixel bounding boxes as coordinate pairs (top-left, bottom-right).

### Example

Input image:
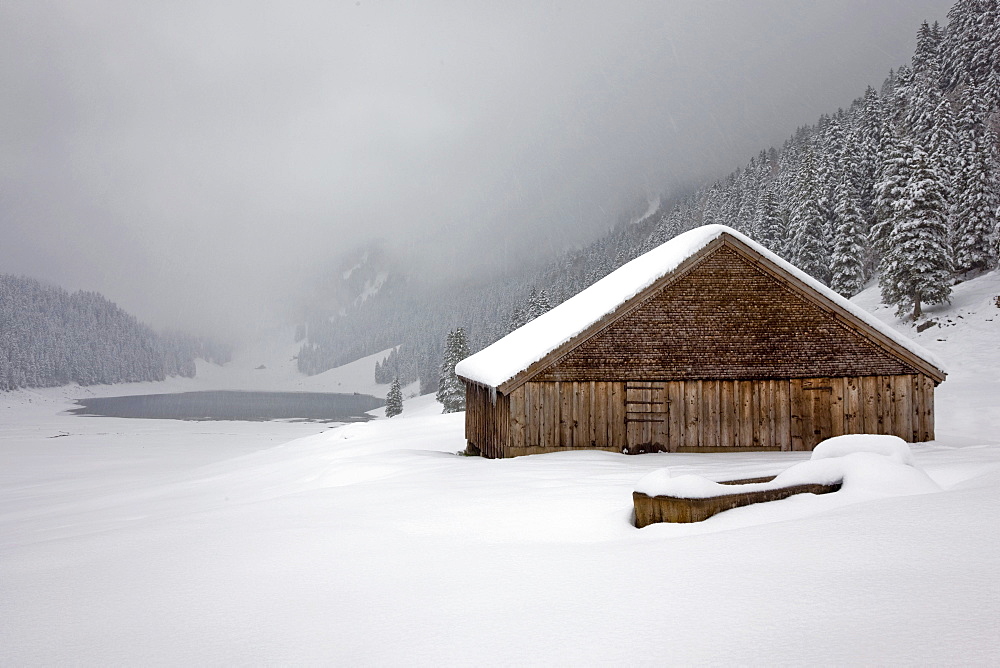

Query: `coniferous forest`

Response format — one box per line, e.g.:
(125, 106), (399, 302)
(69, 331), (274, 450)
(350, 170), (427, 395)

(0, 274), (231, 390)
(298, 0), (1000, 393)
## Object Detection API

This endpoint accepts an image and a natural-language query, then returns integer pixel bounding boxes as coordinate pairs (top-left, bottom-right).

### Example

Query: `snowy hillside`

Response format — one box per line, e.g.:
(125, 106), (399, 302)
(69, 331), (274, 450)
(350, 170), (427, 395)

(853, 270), (1000, 443)
(2, 273), (999, 665)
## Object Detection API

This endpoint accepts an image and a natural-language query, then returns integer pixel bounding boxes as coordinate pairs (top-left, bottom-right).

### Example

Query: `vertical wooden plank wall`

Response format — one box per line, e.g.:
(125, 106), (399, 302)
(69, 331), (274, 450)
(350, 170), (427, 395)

(503, 381), (626, 456)
(464, 383), (510, 458)
(475, 374), (935, 457)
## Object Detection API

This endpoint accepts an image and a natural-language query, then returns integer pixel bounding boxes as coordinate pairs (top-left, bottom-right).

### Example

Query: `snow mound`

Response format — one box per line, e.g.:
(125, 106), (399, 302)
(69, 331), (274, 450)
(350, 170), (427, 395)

(635, 435), (938, 499)
(811, 434), (915, 466)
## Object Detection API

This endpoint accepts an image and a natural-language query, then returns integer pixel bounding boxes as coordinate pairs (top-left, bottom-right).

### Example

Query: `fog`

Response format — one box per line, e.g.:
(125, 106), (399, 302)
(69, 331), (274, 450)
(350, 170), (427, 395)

(0, 0), (954, 340)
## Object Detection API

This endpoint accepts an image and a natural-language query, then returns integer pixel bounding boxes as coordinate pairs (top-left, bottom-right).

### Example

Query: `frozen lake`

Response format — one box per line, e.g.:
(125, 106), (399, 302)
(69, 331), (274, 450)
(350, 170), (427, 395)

(70, 390), (384, 422)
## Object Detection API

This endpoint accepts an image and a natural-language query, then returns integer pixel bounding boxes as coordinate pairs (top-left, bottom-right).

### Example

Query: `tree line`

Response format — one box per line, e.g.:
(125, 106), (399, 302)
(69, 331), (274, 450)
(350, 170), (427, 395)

(0, 274), (231, 391)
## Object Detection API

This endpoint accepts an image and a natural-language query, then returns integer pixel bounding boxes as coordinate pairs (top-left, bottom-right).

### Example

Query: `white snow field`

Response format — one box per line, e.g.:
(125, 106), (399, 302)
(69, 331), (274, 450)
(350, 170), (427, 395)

(3, 275), (1000, 665)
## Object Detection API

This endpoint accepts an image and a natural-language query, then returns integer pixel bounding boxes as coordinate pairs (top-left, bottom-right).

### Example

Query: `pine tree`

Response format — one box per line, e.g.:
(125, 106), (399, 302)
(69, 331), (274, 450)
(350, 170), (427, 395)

(952, 85), (999, 274)
(878, 145), (952, 321)
(385, 377), (403, 418)
(830, 175), (867, 297)
(786, 149), (831, 283)
(509, 304), (527, 331)
(872, 134), (915, 258)
(527, 288), (551, 320)
(645, 210), (681, 251)
(436, 327), (470, 413)
(753, 186), (785, 253)
(855, 86), (890, 229)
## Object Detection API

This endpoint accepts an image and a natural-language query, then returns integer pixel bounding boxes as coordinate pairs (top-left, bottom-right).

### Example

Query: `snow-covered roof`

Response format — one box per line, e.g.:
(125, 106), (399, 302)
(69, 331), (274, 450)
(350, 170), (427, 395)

(455, 224), (946, 390)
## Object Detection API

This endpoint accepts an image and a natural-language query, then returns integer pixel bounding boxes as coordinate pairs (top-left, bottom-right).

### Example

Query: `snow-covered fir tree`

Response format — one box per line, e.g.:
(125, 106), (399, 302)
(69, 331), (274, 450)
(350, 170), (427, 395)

(436, 328), (470, 413)
(873, 134), (916, 256)
(879, 145), (953, 320)
(509, 304), (528, 331)
(952, 84), (999, 274)
(830, 175), (867, 297)
(385, 377), (403, 418)
(526, 288), (551, 321)
(786, 150), (831, 284)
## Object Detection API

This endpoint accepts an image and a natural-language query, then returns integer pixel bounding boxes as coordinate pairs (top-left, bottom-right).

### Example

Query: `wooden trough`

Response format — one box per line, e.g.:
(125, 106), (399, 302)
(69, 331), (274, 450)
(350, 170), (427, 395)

(633, 476), (843, 526)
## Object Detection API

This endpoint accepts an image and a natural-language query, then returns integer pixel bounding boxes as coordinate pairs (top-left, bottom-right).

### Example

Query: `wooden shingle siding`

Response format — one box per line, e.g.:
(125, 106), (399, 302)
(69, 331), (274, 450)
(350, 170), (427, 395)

(535, 248), (920, 382)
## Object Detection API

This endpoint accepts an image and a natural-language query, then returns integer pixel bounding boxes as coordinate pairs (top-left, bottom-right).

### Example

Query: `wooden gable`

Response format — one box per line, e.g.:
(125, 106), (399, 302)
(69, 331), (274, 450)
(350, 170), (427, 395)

(497, 234), (944, 394)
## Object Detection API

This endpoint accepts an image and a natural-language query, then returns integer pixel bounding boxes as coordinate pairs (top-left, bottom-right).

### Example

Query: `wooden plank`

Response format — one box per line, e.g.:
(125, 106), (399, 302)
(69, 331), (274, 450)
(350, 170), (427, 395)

(542, 382), (555, 448)
(769, 379), (781, 450)
(751, 379), (763, 448)
(571, 381), (581, 448)
(523, 382), (534, 447)
(685, 381), (699, 449)
(637, 385), (651, 447)
(809, 379), (833, 449)
(509, 385), (524, 448)
(893, 375), (912, 442)
(558, 382), (571, 448)
(647, 384), (657, 446)
(789, 378), (805, 451)
(655, 383), (669, 450)
(464, 388), (475, 446)
(520, 383), (530, 448)
(738, 380), (752, 449)
(586, 381), (597, 446)
(861, 376), (878, 434)
(845, 376), (861, 434)
(720, 381), (735, 448)
(667, 381), (683, 452)
(924, 375), (936, 441)
(603, 380), (614, 447)
(775, 379), (790, 451)
(829, 377), (845, 437)
(698, 380), (711, 448)
(497, 392), (509, 458)
(879, 376), (894, 436)
(573, 381), (587, 447)
(511, 384), (520, 451)
(611, 382), (626, 449)
(593, 381), (607, 447)
(872, 375), (885, 434)
(531, 382), (544, 448)
(708, 380), (722, 448)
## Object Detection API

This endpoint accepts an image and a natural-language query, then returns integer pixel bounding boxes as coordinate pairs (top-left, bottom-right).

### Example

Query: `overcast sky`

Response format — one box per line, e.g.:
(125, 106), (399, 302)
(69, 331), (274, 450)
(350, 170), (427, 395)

(1, 0), (955, 339)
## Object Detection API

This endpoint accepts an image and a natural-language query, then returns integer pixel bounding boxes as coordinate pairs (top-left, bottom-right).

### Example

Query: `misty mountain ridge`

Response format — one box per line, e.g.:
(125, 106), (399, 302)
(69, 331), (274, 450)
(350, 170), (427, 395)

(300, 242), (398, 324)
(295, 0), (999, 395)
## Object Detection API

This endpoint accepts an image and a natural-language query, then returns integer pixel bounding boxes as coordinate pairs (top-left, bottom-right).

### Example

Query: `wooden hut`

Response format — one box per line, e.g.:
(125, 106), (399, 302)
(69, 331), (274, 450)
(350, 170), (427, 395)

(455, 225), (946, 458)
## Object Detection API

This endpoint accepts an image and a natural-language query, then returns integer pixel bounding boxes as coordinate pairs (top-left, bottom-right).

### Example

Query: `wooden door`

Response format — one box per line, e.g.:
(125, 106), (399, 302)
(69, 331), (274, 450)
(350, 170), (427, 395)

(625, 381), (668, 453)
(792, 378), (834, 450)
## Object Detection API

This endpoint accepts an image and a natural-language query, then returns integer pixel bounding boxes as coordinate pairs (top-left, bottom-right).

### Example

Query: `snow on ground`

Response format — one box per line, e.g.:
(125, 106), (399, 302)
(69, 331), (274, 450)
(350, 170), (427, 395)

(2, 273), (1000, 665)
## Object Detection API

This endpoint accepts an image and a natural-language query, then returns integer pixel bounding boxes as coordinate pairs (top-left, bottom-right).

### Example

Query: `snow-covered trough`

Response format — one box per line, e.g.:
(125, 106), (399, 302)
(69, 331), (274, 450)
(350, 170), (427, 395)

(632, 435), (933, 526)
(633, 476), (842, 526)
(457, 225), (946, 458)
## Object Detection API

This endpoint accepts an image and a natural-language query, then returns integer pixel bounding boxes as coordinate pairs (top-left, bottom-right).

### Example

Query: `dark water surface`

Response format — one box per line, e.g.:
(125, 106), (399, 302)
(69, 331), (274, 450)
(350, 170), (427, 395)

(71, 391), (384, 422)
